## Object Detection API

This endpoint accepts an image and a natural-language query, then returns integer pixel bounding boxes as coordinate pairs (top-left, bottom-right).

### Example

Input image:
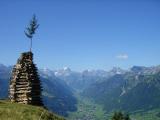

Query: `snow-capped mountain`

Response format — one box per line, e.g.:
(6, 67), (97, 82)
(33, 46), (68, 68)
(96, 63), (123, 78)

(130, 65), (160, 75)
(52, 67), (127, 90)
(110, 67), (127, 75)
(54, 67), (72, 76)
(39, 68), (55, 79)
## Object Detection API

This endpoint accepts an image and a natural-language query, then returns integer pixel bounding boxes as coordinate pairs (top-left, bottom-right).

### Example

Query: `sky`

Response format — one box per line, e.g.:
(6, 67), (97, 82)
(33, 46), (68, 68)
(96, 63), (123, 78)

(0, 0), (160, 71)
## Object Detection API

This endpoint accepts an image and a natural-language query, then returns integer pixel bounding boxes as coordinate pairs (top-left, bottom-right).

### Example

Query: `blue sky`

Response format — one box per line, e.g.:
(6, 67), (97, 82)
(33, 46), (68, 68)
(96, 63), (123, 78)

(0, 0), (160, 71)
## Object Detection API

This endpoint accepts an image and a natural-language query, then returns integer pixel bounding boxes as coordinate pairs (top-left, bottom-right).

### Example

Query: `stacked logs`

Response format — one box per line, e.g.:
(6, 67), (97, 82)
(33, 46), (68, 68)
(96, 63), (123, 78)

(9, 52), (43, 106)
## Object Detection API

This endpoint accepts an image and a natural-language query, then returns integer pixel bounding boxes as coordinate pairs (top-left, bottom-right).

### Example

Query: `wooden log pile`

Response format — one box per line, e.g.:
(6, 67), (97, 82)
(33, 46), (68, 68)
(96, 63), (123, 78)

(9, 52), (43, 106)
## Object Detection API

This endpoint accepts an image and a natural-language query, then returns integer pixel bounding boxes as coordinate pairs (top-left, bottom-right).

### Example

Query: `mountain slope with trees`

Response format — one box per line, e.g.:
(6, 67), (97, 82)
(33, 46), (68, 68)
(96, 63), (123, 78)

(83, 66), (160, 113)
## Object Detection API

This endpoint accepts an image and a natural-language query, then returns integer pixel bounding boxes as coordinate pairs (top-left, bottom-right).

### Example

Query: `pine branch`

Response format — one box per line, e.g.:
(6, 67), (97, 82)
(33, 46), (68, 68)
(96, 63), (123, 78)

(24, 14), (39, 51)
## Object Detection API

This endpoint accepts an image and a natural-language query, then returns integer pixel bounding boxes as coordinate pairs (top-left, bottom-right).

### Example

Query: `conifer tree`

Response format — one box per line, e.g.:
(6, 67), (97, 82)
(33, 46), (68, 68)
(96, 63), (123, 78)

(112, 112), (124, 120)
(124, 114), (131, 120)
(111, 112), (131, 120)
(24, 14), (39, 52)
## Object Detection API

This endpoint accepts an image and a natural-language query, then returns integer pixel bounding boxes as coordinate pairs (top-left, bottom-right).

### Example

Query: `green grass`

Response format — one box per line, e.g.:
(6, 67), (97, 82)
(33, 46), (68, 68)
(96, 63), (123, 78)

(0, 100), (65, 120)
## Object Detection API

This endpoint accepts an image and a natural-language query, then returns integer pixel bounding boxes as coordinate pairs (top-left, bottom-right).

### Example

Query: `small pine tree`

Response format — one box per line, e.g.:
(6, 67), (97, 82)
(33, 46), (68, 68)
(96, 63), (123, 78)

(111, 112), (131, 120)
(24, 14), (39, 52)
(124, 114), (131, 120)
(112, 112), (124, 120)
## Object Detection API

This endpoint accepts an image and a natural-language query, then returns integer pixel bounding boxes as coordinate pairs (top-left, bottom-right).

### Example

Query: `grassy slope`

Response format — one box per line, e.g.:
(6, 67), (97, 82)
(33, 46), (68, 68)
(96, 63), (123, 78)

(0, 100), (65, 120)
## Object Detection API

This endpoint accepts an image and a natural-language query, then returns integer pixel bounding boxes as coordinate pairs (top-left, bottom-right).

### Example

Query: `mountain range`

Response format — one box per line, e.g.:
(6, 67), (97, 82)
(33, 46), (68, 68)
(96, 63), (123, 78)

(83, 66), (160, 113)
(1, 64), (160, 118)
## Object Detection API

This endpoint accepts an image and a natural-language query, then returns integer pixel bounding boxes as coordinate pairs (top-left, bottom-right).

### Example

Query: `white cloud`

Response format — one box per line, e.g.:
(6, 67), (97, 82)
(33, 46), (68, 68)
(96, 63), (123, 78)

(116, 54), (128, 60)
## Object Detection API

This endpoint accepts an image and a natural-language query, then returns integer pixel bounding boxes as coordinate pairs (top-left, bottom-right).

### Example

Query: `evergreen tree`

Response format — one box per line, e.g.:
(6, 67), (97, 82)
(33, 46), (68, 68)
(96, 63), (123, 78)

(124, 114), (131, 120)
(111, 112), (131, 120)
(24, 14), (39, 52)
(112, 112), (124, 120)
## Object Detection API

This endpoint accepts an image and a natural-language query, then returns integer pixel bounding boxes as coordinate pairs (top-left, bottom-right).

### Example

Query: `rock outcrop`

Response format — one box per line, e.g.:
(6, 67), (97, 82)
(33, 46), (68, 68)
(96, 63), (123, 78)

(9, 52), (43, 106)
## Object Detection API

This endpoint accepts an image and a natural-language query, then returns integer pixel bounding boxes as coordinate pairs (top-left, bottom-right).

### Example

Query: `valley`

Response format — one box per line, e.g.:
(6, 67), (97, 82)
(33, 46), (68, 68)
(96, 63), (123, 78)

(67, 93), (160, 120)
(67, 94), (108, 120)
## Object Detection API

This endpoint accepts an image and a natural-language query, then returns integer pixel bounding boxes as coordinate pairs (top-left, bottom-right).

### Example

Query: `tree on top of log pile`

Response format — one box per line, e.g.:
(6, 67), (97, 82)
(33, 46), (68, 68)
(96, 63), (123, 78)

(24, 14), (39, 52)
